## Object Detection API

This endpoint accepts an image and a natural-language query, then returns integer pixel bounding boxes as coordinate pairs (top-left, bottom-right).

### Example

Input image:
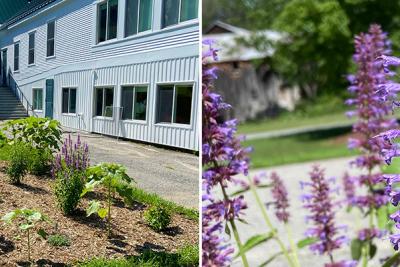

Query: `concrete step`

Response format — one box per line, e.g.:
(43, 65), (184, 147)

(0, 86), (28, 119)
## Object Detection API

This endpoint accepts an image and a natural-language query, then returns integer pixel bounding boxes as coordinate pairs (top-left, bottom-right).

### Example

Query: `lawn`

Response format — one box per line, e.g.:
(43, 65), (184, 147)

(243, 127), (358, 168)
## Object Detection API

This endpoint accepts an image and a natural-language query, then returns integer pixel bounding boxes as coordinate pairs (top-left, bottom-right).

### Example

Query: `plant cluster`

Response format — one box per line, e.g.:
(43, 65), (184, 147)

(6, 142), (31, 184)
(47, 234), (71, 247)
(53, 134), (89, 215)
(144, 205), (171, 232)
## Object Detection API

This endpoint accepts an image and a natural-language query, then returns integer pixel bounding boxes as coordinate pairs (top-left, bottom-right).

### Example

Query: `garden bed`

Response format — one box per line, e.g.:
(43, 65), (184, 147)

(0, 161), (198, 266)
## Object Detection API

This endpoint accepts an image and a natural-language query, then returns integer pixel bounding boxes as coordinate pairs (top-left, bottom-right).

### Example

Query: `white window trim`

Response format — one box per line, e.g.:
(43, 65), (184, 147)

(125, 0), (153, 37)
(32, 88), (43, 111)
(61, 87), (77, 115)
(93, 86), (115, 118)
(28, 31), (36, 66)
(13, 42), (20, 73)
(46, 20), (56, 59)
(162, 0), (198, 29)
(120, 83), (149, 123)
(155, 81), (195, 127)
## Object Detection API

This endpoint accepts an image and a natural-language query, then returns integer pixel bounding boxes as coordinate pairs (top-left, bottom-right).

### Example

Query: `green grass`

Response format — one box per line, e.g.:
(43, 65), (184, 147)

(47, 234), (71, 247)
(77, 245), (199, 267)
(243, 128), (358, 168)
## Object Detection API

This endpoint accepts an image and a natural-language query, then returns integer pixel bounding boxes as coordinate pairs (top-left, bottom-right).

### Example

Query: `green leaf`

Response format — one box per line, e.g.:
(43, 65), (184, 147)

(351, 239), (363, 261)
(235, 233), (274, 258)
(225, 223), (231, 237)
(81, 180), (102, 197)
(19, 223), (33, 231)
(98, 208), (108, 219)
(369, 243), (377, 259)
(376, 205), (389, 229)
(297, 237), (318, 249)
(382, 252), (400, 267)
(258, 251), (284, 267)
(230, 188), (249, 197)
(37, 228), (48, 239)
(1, 211), (17, 224)
(86, 200), (101, 217)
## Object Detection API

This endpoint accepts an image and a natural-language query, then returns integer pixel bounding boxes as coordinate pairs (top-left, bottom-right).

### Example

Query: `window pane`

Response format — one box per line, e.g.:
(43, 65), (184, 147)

(28, 33), (35, 64)
(62, 88), (69, 113)
(47, 40), (55, 57)
(14, 43), (19, 71)
(36, 90), (43, 110)
(29, 50), (34, 64)
(98, 3), (107, 42)
(157, 86), (174, 123)
(134, 86), (147, 120)
(121, 87), (134, 120)
(29, 33), (35, 49)
(33, 90), (38, 110)
(162, 0), (179, 28)
(69, 89), (77, 113)
(180, 0), (198, 22)
(108, 0), (118, 40)
(95, 88), (103, 116)
(174, 85), (192, 124)
(47, 21), (55, 39)
(138, 0), (152, 32)
(104, 88), (114, 117)
(125, 0), (139, 36)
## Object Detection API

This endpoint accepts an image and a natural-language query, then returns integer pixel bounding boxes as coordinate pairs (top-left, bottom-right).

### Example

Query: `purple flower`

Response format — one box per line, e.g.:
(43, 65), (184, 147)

(325, 260), (358, 267)
(302, 165), (347, 257)
(202, 40), (250, 266)
(269, 172), (290, 223)
(357, 228), (386, 241)
(342, 172), (356, 206)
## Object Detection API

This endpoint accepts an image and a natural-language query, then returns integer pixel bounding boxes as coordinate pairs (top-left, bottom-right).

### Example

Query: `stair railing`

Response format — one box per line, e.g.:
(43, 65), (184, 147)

(7, 70), (37, 117)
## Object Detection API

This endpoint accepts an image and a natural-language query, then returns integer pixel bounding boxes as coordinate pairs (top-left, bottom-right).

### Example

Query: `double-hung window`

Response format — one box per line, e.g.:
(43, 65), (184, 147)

(62, 88), (77, 114)
(162, 0), (198, 28)
(156, 84), (193, 125)
(125, 0), (153, 37)
(33, 88), (43, 111)
(97, 0), (118, 43)
(46, 21), (55, 57)
(28, 32), (35, 65)
(121, 86), (148, 120)
(95, 87), (114, 117)
(13, 43), (19, 71)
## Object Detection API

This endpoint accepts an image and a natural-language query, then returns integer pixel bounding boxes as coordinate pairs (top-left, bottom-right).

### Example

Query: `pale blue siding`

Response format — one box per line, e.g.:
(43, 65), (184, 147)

(0, 0), (199, 150)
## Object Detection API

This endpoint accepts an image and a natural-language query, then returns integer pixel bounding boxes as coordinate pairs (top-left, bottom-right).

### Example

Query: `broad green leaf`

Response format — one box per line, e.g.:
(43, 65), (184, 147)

(37, 228), (48, 239)
(351, 239), (363, 261)
(98, 208), (108, 219)
(28, 211), (42, 222)
(235, 233), (274, 258)
(81, 180), (102, 197)
(369, 243), (377, 259)
(86, 201), (101, 217)
(19, 223), (33, 230)
(297, 237), (318, 249)
(2, 211), (17, 224)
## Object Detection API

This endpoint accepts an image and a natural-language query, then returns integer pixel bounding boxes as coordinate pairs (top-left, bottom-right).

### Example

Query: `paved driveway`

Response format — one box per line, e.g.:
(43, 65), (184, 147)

(65, 131), (199, 208)
(230, 157), (394, 267)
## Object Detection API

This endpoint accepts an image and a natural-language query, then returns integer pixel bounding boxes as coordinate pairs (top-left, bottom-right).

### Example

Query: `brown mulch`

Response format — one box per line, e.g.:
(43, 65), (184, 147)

(0, 162), (198, 266)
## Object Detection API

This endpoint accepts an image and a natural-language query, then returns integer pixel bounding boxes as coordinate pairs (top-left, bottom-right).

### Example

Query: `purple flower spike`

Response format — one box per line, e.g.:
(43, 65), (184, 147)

(325, 260), (358, 267)
(302, 165), (347, 258)
(269, 172), (290, 223)
(202, 40), (250, 266)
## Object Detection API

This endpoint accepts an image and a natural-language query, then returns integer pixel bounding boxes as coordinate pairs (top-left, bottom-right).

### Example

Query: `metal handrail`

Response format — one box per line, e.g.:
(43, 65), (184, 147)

(7, 70), (37, 117)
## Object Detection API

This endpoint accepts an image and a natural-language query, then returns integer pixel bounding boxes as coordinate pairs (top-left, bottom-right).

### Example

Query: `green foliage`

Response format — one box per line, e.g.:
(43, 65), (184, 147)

(144, 205), (171, 232)
(3, 117), (62, 152)
(47, 234), (71, 247)
(1, 208), (49, 262)
(83, 163), (136, 236)
(54, 170), (85, 215)
(78, 247), (199, 267)
(6, 142), (30, 184)
(28, 148), (53, 176)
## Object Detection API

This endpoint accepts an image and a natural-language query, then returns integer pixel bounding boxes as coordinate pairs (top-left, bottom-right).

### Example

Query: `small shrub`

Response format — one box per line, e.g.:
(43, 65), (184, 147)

(177, 245), (199, 266)
(6, 142), (30, 184)
(29, 148), (53, 176)
(47, 234), (71, 247)
(53, 135), (89, 215)
(144, 205), (171, 232)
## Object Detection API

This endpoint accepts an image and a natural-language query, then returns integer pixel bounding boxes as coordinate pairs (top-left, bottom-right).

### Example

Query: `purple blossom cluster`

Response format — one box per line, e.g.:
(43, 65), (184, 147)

(382, 174), (400, 250)
(344, 24), (395, 213)
(302, 165), (349, 262)
(270, 172), (290, 223)
(52, 134), (89, 178)
(202, 40), (251, 266)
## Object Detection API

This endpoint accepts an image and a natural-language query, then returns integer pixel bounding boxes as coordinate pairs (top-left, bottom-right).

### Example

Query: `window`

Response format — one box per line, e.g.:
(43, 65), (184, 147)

(156, 84), (193, 124)
(125, 0), (153, 37)
(47, 21), (55, 57)
(95, 87), (114, 117)
(33, 89), (43, 111)
(97, 0), (118, 43)
(13, 43), (19, 71)
(121, 86), (148, 120)
(28, 32), (35, 65)
(62, 88), (77, 114)
(162, 0), (198, 28)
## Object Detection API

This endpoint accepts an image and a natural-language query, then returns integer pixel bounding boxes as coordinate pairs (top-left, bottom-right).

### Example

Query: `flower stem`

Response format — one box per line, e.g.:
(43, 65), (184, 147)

(108, 185), (112, 238)
(285, 224), (301, 267)
(247, 176), (296, 267)
(27, 228), (31, 263)
(220, 184), (250, 267)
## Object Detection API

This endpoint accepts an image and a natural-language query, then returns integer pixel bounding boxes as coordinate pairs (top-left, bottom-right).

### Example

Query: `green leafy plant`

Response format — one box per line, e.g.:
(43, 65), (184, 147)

(82, 163), (135, 237)
(3, 117), (62, 152)
(47, 234), (71, 247)
(55, 171), (86, 215)
(177, 244), (199, 266)
(6, 142), (30, 184)
(29, 148), (53, 176)
(144, 205), (171, 232)
(1, 209), (49, 262)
